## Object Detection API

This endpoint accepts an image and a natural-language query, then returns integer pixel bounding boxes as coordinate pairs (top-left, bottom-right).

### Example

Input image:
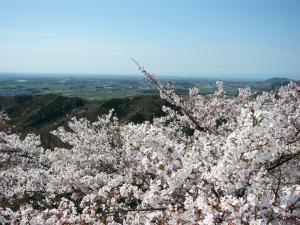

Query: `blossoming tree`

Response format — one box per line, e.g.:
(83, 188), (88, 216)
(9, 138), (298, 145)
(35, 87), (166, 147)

(0, 66), (299, 224)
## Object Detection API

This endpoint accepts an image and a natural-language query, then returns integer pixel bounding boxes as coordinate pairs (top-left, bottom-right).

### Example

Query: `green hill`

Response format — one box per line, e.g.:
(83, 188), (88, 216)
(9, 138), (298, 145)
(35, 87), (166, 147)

(0, 94), (167, 149)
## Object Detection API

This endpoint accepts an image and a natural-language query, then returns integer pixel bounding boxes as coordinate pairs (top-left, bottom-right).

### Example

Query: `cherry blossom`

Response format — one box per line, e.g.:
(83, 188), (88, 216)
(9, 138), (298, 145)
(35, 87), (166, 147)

(0, 67), (299, 224)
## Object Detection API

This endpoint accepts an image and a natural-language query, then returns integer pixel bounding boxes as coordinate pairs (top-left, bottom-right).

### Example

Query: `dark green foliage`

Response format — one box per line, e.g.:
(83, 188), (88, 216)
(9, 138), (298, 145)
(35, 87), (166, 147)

(13, 95), (33, 104)
(27, 96), (84, 127)
(129, 112), (146, 123)
(0, 94), (166, 149)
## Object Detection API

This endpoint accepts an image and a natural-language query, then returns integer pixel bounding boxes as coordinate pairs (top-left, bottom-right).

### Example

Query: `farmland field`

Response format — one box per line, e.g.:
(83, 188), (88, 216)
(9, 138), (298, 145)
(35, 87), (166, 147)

(0, 74), (294, 100)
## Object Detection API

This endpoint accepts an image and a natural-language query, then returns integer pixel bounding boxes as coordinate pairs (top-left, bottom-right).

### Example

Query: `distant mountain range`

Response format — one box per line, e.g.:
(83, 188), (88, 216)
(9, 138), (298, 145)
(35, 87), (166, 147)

(261, 77), (298, 86)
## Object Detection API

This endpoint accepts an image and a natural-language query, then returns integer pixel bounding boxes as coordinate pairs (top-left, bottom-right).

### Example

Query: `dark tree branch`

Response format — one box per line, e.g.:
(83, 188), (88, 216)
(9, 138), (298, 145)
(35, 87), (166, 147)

(267, 151), (300, 172)
(131, 58), (206, 132)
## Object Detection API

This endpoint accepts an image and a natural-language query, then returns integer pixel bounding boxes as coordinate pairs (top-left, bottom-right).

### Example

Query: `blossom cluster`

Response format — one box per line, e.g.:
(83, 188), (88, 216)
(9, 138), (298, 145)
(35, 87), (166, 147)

(0, 69), (299, 224)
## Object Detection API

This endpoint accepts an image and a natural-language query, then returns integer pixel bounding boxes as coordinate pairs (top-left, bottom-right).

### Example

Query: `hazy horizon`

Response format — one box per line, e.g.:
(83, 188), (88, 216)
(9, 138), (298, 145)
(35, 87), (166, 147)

(0, 0), (300, 77)
(0, 72), (299, 81)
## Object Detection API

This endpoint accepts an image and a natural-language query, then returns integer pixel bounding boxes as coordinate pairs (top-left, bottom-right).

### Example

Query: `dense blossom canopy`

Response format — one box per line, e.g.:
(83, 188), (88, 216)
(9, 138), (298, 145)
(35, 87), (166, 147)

(0, 68), (299, 224)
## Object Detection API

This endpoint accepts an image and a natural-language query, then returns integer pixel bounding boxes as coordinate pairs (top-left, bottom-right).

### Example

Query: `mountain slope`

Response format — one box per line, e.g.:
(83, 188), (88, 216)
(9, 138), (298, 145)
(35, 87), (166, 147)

(0, 94), (167, 148)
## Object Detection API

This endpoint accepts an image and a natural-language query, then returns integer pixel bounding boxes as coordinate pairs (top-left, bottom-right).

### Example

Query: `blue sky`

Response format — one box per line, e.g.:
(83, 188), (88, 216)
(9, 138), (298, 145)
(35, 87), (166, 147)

(0, 0), (299, 78)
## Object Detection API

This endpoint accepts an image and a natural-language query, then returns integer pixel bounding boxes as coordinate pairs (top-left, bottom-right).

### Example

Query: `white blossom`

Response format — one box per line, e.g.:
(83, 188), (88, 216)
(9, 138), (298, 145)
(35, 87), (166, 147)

(0, 68), (299, 224)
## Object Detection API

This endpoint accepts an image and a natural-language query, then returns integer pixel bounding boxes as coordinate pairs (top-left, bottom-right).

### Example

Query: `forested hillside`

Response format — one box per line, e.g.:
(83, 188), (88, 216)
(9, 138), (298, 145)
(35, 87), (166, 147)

(0, 94), (167, 148)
